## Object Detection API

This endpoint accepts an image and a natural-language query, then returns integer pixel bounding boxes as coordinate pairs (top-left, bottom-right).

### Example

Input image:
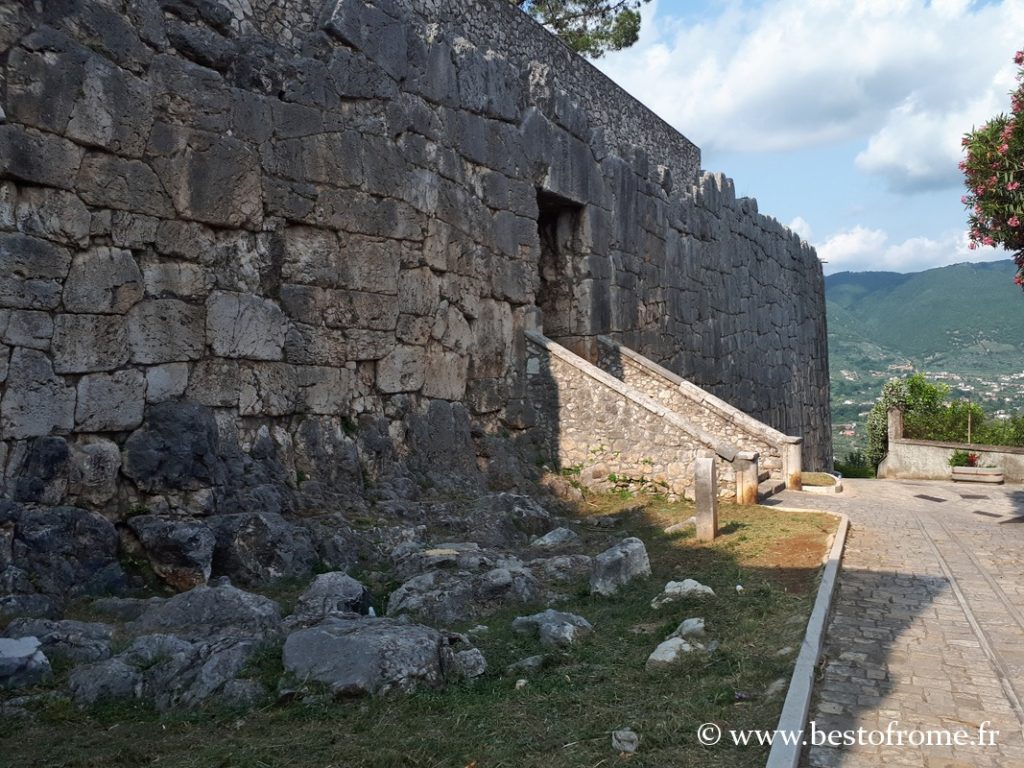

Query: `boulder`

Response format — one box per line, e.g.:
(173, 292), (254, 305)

(668, 617), (706, 640)
(468, 493), (553, 547)
(531, 554), (592, 583)
(511, 609), (593, 649)
(283, 616), (467, 696)
(0, 501), (126, 601)
(387, 566), (539, 626)
(645, 637), (703, 670)
(531, 527), (579, 548)
(68, 658), (142, 705)
(129, 584), (282, 641)
(291, 572), (372, 624)
(4, 618), (113, 663)
(128, 515), (215, 591)
(0, 636), (51, 689)
(589, 537), (651, 596)
(650, 579), (715, 609)
(209, 512), (318, 587)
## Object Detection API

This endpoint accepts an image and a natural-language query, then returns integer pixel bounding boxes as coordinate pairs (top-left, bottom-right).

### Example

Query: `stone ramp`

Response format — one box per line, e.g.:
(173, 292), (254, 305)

(524, 330), (795, 501)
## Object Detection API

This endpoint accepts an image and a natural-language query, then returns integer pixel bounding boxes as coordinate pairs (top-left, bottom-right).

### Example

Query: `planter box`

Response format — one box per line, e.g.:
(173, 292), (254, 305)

(951, 466), (1004, 484)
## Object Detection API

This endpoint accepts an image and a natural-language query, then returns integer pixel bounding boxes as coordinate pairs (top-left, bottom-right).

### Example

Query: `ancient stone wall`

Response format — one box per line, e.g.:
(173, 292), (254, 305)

(0, 0), (831, 529)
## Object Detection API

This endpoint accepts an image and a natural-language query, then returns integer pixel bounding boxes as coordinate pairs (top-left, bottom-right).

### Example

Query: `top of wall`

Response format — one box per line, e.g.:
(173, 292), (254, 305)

(402, 0), (701, 187)
(256, 0), (702, 190)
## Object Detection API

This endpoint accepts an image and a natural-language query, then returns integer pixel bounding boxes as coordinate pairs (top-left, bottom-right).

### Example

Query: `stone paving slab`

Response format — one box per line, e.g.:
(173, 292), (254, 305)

(770, 479), (1024, 767)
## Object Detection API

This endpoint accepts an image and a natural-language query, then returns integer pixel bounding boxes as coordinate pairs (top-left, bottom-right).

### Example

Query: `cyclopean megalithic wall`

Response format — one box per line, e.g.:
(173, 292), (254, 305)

(0, 0), (831, 536)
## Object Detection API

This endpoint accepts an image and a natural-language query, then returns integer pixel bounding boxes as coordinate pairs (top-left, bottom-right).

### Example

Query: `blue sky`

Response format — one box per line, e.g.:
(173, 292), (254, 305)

(594, 0), (1024, 274)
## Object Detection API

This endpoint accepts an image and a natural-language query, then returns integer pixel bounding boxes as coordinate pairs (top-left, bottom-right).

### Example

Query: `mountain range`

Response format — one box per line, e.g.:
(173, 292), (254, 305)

(825, 259), (1024, 456)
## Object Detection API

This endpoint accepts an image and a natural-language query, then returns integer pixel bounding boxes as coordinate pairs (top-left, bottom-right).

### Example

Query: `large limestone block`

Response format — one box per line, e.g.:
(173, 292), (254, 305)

(75, 370), (146, 432)
(0, 233), (72, 310)
(280, 285), (398, 332)
(2, 310), (53, 350)
(590, 538), (652, 596)
(13, 187), (91, 247)
(77, 152), (174, 217)
(66, 57), (153, 158)
(145, 363), (189, 403)
(63, 247), (144, 314)
(0, 349), (76, 438)
(149, 124), (263, 228)
(52, 314), (130, 373)
(376, 345), (426, 393)
(206, 291), (287, 360)
(238, 363), (298, 416)
(127, 299), (205, 363)
(0, 125), (84, 191)
(422, 348), (468, 400)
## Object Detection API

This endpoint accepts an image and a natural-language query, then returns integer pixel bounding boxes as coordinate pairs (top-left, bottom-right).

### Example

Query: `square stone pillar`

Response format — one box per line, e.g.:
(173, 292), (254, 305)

(695, 457), (718, 542)
(734, 451), (759, 506)
(782, 438), (802, 491)
(888, 408), (904, 442)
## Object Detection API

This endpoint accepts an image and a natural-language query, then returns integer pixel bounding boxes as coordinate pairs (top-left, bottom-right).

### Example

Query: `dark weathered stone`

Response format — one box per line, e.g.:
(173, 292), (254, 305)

(123, 402), (222, 493)
(0, 501), (126, 601)
(208, 512), (318, 587)
(128, 516), (216, 591)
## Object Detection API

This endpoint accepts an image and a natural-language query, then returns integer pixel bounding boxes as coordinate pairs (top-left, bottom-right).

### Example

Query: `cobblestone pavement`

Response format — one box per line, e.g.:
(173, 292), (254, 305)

(770, 479), (1024, 767)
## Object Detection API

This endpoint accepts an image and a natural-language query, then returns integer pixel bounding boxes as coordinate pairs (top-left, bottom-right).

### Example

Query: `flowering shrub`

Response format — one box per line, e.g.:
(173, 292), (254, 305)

(949, 450), (980, 468)
(961, 49), (1024, 287)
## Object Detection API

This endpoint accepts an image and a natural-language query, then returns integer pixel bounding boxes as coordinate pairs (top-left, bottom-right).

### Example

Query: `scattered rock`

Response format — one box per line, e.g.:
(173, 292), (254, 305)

(209, 512), (318, 587)
(612, 728), (640, 753)
(650, 579), (715, 608)
(668, 617), (705, 640)
(283, 616), (470, 696)
(0, 594), (60, 623)
(664, 516), (697, 534)
(130, 583), (282, 641)
(128, 515), (215, 591)
(590, 537), (651, 596)
(515, 678), (528, 690)
(387, 566), (538, 626)
(530, 527), (579, 548)
(645, 637), (703, 670)
(3, 619), (113, 663)
(449, 648), (487, 680)
(0, 636), (51, 689)
(68, 658), (142, 705)
(531, 554), (592, 583)
(512, 609), (593, 649)
(506, 654), (546, 674)
(291, 572), (372, 625)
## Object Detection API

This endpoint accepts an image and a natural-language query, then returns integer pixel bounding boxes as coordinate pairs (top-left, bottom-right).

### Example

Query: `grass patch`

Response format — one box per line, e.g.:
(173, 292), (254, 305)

(1, 496), (836, 768)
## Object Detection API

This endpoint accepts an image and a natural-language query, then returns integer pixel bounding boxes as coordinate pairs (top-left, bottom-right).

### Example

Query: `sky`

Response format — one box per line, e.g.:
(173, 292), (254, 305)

(593, 0), (1024, 274)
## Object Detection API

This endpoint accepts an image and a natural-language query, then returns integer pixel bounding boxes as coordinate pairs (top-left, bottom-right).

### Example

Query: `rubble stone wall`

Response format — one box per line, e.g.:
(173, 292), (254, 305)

(0, 0), (830, 524)
(525, 333), (739, 498)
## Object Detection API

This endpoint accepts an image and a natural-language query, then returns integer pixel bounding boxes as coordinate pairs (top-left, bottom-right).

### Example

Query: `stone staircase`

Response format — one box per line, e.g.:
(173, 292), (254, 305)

(524, 331), (802, 502)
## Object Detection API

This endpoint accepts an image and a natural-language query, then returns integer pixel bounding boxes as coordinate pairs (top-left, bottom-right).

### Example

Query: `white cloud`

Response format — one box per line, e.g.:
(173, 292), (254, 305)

(788, 215), (813, 241)
(816, 226), (1009, 274)
(596, 0), (1024, 192)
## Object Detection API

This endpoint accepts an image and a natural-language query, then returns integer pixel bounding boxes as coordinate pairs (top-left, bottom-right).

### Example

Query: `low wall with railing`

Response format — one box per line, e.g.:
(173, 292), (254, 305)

(525, 331), (758, 500)
(878, 409), (1024, 482)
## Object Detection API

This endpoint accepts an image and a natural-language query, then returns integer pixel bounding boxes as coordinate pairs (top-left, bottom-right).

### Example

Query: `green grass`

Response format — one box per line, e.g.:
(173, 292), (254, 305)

(1, 497), (836, 768)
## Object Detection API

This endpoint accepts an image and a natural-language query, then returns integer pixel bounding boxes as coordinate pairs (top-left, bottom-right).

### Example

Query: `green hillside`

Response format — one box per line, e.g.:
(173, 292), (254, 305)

(826, 260), (1024, 458)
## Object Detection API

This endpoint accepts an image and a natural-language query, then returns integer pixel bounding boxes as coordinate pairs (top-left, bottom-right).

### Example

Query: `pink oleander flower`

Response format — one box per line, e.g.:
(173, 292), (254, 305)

(961, 195), (970, 205)
(1000, 143), (1011, 154)
(969, 241), (979, 250)
(1016, 50), (1024, 65)
(1009, 216), (1022, 227)
(1008, 181), (1021, 191)
(983, 236), (996, 246)
(1016, 273), (1024, 285)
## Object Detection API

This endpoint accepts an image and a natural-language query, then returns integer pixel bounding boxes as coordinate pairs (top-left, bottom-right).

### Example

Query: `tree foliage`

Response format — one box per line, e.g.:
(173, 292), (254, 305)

(866, 372), (1024, 469)
(516, 0), (650, 58)
(961, 49), (1024, 288)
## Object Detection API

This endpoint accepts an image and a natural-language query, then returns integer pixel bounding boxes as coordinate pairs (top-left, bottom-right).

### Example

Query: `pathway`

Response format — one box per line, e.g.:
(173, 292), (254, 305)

(770, 478), (1024, 767)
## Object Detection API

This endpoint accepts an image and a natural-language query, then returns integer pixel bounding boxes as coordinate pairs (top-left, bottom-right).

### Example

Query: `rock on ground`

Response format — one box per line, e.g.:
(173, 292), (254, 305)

(3, 618), (113, 663)
(128, 515), (215, 591)
(668, 617), (705, 640)
(283, 616), (479, 696)
(0, 636), (52, 689)
(387, 566), (538, 626)
(290, 572), (371, 625)
(129, 583), (282, 640)
(650, 579), (715, 608)
(531, 527), (579, 548)
(512, 609), (593, 649)
(589, 537), (651, 596)
(645, 637), (703, 670)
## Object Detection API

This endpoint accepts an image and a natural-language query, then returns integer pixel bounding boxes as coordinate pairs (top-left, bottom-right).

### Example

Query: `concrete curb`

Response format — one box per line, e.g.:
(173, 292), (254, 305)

(765, 507), (850, 768)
